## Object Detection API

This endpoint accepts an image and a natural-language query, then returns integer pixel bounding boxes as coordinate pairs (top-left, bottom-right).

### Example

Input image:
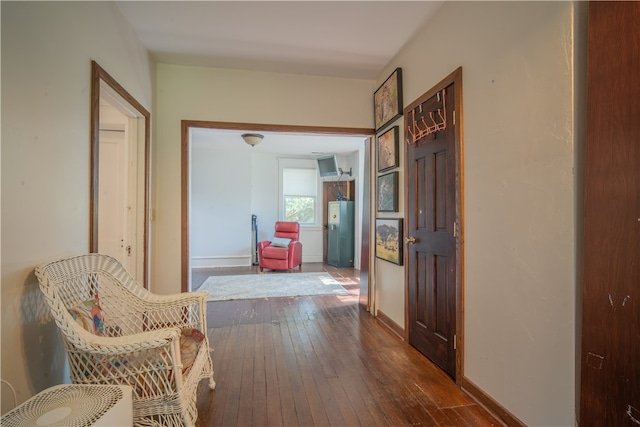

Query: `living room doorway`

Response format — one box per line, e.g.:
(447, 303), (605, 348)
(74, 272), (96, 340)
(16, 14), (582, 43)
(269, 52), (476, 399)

(180, 120), (374, 299)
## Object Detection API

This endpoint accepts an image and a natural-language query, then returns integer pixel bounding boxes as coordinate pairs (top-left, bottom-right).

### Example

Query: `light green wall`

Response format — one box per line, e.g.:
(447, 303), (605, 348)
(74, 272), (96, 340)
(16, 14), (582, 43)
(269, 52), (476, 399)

(152, 65), (374, 294)
(377, 2), (582, 425)
(1, 1), (154, 414)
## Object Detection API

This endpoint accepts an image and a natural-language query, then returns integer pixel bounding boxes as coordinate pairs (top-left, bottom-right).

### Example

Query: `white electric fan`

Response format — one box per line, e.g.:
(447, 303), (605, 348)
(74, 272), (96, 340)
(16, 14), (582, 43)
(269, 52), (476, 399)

(1, 384), (133, 427)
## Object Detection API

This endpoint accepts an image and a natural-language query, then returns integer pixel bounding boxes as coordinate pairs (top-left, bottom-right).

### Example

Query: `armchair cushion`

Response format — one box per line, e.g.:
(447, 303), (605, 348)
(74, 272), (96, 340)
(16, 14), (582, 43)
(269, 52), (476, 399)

(270, 237), (292, 247)
(179, 328), (206, 373)
(262, 245), (289, 260)
(69, 295), (104, 336)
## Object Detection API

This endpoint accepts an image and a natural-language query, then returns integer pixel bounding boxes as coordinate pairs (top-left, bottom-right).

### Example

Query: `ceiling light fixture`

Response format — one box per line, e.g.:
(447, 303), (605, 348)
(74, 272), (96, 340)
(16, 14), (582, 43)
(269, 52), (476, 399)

(241, 133), (263, 147)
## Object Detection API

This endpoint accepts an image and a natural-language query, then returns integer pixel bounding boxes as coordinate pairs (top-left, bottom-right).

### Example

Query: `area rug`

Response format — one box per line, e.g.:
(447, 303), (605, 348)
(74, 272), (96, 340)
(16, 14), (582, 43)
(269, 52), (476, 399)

(199, 272), (349, 301)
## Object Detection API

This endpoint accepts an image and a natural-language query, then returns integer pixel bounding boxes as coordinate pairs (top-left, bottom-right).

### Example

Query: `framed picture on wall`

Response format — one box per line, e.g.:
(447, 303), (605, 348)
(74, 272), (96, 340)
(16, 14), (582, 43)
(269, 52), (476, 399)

(374, 67), (403, 132)
(375, 218), (403, 265)
(377, 126), (399, 172)
(377, 171), (399, 212)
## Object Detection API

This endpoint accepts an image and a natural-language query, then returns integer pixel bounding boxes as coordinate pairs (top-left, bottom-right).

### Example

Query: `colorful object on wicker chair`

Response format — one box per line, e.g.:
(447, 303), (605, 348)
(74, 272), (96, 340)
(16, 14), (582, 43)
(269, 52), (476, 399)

(69, 294), (105, 336)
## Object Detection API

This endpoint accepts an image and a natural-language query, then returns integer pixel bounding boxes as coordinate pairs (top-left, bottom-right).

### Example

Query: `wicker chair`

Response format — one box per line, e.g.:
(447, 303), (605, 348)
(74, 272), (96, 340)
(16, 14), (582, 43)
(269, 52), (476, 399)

(34, 254), (215, 427)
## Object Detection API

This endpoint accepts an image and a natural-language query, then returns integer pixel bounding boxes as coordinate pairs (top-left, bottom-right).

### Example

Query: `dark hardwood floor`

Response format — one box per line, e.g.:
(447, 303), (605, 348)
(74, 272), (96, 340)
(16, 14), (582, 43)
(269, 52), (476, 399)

(194, 263), (499, 426)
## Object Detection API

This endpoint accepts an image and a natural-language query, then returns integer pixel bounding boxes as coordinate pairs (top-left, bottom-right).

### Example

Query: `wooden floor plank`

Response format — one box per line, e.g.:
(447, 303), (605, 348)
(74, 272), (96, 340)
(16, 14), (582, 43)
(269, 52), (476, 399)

(315, 317), (394, 426)
(237, 323), (256, 426)
(194, 263), (500, 427)
(218, 320), (245, 426)
(261, 322), (283, 427)
(271, 322), (298, 427)
(290, 319), (332, 426)
(279, 319), (315, 426)
(250, 322), (268, 426)
(299, 320), (352, 426)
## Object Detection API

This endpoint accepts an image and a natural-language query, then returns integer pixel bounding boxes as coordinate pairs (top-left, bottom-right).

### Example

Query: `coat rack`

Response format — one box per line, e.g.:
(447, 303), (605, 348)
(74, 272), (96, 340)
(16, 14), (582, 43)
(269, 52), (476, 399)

(407, 89), (447, 144)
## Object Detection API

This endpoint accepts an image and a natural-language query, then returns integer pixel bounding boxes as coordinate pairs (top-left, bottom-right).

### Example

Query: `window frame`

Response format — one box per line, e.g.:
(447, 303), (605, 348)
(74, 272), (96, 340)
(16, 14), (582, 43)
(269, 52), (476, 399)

(278, 158), (320, 226)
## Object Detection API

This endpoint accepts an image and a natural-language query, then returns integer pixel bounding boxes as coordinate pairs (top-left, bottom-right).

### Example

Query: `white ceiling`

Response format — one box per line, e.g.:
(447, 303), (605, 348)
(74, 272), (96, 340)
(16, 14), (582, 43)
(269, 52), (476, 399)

(115, 0), (443, 154)
(115, 1), (442, 79)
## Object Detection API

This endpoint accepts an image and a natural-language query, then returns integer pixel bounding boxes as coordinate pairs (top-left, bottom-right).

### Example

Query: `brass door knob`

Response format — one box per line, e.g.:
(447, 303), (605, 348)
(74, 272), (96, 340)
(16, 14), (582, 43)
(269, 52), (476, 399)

(406, 236), (417, 244)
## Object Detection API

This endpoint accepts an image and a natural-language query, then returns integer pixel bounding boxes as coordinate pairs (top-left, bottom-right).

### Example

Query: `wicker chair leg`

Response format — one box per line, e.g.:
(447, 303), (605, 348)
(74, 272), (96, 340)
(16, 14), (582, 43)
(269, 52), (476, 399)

(208, 376), (216, 390)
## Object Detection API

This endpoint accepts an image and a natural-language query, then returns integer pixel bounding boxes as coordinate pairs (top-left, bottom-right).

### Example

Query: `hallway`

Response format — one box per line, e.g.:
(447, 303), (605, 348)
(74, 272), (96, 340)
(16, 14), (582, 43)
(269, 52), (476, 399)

(194, 264), (500, 426)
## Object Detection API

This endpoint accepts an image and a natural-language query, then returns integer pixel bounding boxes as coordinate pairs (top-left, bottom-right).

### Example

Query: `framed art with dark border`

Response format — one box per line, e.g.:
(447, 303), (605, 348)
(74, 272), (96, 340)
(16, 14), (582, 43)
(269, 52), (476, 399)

(375, 218), (403, 265)
(377, 126), (399, 172)
(377, 171), (399, 212)
(374, 67), (403, 132)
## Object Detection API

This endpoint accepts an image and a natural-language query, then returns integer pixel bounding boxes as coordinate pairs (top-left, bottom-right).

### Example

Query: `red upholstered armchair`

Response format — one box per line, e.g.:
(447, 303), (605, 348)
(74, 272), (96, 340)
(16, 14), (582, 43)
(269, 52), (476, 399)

(258, 221), (303, 272)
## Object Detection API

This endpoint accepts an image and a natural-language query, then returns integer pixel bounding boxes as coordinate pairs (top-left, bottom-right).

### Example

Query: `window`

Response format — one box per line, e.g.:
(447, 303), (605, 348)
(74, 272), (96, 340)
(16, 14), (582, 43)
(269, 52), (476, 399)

(282, 168), (317, 224)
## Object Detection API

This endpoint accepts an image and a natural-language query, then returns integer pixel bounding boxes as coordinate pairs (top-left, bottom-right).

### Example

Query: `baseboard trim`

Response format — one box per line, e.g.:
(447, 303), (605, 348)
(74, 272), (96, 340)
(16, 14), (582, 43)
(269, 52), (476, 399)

(191, 256), (251, 268)
(461, 377), (525, 427)
(375, 309), (404, 340)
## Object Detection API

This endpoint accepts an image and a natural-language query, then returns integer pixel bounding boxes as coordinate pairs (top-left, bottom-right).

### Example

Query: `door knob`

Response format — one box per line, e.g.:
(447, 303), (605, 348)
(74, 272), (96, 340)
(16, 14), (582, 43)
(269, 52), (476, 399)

(405, 236), (417, 244)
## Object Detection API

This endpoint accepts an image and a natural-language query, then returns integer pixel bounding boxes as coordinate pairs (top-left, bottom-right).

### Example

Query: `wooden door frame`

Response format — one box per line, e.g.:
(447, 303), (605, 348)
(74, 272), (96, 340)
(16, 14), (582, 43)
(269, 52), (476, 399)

(90, 61), (151, 288)
(403, 67), (464, 383)
(180, 120), (373, 291)
(580, 2), (640, 423)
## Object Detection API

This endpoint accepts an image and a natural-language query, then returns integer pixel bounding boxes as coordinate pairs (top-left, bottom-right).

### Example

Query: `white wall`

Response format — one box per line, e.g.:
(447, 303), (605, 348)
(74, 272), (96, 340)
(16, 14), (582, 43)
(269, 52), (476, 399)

(0, 1), (154, 413)
(190, 145), (360, 268)
(190, 145), (252, 267)
(251, 152), (280, 243)
(376, 2), (582, 425)
(153, 64), (374, 294)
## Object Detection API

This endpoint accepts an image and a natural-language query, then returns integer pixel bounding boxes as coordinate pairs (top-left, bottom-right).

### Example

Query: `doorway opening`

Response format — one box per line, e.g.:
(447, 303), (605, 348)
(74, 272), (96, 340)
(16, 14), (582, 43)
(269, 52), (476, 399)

(90, 61), (150, 287)
(180, 121), (374, 305)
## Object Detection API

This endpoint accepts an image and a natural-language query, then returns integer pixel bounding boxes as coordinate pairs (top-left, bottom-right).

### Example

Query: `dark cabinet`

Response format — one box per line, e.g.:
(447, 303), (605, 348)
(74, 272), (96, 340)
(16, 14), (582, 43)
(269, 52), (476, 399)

(327, 201), (354, 268)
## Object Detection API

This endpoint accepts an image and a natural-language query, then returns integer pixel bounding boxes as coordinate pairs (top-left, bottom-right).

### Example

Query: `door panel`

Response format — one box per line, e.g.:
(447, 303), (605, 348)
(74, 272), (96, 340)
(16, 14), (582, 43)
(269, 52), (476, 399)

(580, 2), (640, 424)
(407, 129), (455, 374)
(406, 70), (461, 379)
(98, 130), (127, 264)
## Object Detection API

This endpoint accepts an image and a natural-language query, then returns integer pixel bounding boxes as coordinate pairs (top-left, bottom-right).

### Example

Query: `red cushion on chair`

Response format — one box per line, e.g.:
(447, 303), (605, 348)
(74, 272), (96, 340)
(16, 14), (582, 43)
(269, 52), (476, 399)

(274, 221), (300, 240)
(262, 245), (289, 260)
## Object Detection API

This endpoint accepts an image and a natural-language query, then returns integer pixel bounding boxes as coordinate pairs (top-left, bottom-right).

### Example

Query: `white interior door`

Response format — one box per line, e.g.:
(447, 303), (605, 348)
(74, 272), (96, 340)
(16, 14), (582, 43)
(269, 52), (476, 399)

(98, 87), (142, 278)
(98, 128), (128, 265)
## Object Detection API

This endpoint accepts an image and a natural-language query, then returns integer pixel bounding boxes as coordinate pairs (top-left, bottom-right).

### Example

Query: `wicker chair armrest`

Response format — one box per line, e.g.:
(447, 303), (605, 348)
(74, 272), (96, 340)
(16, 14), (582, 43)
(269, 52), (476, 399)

(139, 291), (207, 310)
(133, 291), (208, 330)
(79, 327), (182, 356)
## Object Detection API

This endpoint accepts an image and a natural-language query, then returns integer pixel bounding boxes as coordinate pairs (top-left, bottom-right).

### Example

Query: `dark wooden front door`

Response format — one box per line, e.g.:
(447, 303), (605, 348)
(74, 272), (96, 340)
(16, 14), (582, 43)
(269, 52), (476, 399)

(580, 2), (640, 425)
(405, 69), (462, 379)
